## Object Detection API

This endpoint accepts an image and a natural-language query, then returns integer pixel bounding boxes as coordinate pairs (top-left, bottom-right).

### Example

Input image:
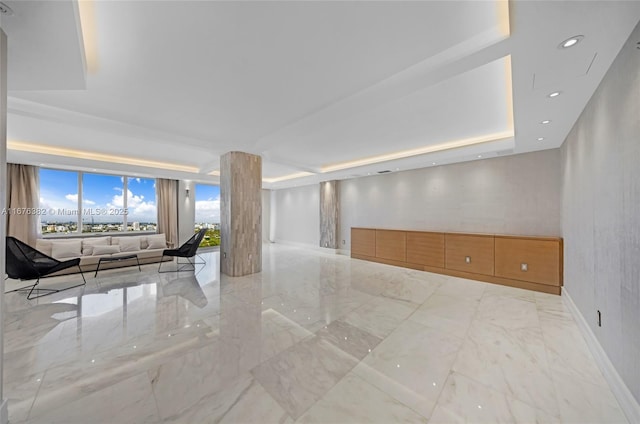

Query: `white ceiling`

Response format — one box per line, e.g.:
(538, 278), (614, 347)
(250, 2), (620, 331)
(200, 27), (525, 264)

(2, 1), (640, 188)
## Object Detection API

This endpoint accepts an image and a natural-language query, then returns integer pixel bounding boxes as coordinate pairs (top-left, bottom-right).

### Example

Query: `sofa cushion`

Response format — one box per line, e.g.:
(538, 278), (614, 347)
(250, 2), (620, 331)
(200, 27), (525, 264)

(114, 236), (141, 252)
(51, 240), (82, 260)
(146, 234), (167, 249)
(93, 245), (121, 256)
(82, 236), (111, 256)
(35, 239), (54, 257)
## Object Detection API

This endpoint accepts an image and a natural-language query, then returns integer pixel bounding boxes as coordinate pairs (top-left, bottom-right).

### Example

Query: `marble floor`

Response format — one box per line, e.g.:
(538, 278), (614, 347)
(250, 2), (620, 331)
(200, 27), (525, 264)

(3, 244), (627, 423)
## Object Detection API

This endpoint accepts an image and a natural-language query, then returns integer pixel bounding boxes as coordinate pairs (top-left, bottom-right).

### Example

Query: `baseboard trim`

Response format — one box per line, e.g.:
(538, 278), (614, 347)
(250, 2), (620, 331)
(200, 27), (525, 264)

(563, 289), (640, 423)
(0, 398), (8, 424)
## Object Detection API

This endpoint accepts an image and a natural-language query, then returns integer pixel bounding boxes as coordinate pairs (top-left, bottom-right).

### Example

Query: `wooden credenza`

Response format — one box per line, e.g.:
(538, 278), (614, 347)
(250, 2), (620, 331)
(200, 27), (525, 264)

(351, 228), (563, 295)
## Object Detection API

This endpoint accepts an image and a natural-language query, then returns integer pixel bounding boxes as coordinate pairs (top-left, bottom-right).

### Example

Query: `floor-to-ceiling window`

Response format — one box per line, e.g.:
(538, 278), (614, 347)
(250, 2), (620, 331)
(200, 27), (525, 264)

(39, 168), (80, 234)
(194, 183), (220, 247)
(39, 168), (157, 236)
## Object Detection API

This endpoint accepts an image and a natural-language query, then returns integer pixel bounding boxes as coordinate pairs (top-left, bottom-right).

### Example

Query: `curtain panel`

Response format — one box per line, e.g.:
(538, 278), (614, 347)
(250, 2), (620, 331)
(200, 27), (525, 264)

(156, 178), (178, 248)
(6, 163), (39, 246)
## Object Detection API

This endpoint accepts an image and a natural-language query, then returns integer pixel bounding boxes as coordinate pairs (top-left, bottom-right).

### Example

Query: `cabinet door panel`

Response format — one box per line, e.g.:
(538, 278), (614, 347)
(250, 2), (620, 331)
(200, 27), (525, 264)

(406, 231), (445, 268)
(445, 234), (494, 276)
(376, 230), (406, 262)
(495, 237), (561, 286)
(351, 228), (376, 257)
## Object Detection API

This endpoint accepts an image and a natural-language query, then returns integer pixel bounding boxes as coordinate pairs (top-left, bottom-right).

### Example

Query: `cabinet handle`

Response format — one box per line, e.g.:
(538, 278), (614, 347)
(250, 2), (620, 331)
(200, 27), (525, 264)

(521, 263), (528, 272)
(465, 256), (471, 264)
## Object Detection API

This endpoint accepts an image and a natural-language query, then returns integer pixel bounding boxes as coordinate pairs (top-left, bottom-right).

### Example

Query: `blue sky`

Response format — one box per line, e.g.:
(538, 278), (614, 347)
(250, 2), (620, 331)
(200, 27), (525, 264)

(195, 184), (220, 224)
(39, 169), (157, 223)
(40, 169), (221, 224)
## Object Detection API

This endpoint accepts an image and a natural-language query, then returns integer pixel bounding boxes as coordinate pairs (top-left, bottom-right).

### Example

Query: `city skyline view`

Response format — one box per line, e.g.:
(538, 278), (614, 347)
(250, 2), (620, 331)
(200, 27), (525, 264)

(39, 169), (221, 235)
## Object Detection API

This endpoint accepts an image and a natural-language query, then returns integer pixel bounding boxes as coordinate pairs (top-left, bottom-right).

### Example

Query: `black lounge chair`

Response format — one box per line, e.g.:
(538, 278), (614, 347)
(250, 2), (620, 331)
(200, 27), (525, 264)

(5, 236), (87, 300)
(158, 229), (207, 273)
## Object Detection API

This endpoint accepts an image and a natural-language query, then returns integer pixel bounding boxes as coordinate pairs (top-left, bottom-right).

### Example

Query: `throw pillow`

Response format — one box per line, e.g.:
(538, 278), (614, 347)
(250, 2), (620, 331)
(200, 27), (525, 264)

(82, 236), (111, 256)
(92, 245), (121, 256)
(146, 234), (167, 249)
(51, 240), (82, 260)
(119, 237), (141, 252)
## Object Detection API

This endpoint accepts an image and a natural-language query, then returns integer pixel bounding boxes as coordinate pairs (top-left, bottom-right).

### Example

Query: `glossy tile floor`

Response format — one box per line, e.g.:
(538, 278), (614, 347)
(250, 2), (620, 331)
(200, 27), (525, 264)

(3, 244), (627, 423)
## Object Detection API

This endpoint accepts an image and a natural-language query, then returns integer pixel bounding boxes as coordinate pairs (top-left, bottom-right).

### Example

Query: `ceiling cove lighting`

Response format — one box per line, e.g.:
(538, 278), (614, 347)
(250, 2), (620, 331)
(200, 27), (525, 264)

(77, 0), (99, 73)
(497, 0), (511, 38)
(559, 35), (584, 49)
(321, 130), (514, 173)
(321, 54), (514, 174)
(8, 140), (200, 173)
(208, 170), (314, 183)
(548, 91), (561, 98)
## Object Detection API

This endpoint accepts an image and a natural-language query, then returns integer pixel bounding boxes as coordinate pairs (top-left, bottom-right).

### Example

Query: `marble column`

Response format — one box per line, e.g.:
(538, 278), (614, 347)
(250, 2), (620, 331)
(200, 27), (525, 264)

(0, 29), (9, 424)
(319, 180), (339, 249)
(220, 152), (262, 276)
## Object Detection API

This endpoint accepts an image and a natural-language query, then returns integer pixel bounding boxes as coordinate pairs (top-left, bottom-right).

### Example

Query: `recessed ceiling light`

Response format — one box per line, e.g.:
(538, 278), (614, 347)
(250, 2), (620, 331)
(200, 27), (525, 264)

(548, 91), (561, 98)
(477, 155), (483, 158)
(537, 137), (545, 141)
(0, 2), (14, 16)
(559, 35), (584, 49)
(432, 162), (436, 165)
(541, 120), (551, 124)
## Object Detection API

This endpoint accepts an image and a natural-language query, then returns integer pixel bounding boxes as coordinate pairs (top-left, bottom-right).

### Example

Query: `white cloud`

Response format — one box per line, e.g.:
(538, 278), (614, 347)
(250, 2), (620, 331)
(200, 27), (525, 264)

(195, 196), (220, 224)
(64, 193), (95, 205)
(39, 195), (80, 223)
(108, 189), (156, 222)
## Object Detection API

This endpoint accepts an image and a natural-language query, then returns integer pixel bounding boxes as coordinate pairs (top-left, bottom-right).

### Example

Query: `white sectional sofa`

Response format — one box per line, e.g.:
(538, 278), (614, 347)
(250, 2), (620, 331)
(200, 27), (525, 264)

(35, 234), (172, 275)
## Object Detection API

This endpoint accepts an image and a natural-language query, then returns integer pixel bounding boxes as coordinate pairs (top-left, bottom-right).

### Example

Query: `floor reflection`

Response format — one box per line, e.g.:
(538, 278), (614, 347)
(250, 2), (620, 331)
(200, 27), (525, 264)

(3, 246), (628, 424)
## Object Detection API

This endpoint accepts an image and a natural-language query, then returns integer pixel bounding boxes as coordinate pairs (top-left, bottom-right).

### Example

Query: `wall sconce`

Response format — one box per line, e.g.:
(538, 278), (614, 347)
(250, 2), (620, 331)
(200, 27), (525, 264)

(185, 188), (190, 199)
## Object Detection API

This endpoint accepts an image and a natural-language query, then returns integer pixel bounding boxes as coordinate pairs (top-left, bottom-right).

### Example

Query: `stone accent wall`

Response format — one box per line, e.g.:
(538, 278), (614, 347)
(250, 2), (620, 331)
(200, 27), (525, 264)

(319, 180), (339, 249)
(220, 152), (262, 277)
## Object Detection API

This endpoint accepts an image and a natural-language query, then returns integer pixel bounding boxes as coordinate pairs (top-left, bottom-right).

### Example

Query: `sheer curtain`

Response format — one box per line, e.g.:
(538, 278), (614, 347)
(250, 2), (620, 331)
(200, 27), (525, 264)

(6, 163), (39, 247)
(156, 178), (178, 247)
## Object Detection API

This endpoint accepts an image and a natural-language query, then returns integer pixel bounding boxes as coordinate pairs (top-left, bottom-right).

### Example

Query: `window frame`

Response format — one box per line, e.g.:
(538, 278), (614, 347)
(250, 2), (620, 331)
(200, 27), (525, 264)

(40, 168), (158, 238)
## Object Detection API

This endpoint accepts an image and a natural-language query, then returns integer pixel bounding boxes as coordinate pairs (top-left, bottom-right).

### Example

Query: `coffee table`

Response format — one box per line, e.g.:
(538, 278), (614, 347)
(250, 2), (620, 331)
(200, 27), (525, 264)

(95, 254), (141, 277)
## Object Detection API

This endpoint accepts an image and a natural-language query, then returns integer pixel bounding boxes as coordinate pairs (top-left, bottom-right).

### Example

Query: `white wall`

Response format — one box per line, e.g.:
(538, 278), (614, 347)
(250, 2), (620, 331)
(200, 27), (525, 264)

(339, 149), (561, 250)
(177, 180), (195, 245)
(561, 21), (640, 405)
(273, 184), (319, 247)
(271, 149), (561, 251)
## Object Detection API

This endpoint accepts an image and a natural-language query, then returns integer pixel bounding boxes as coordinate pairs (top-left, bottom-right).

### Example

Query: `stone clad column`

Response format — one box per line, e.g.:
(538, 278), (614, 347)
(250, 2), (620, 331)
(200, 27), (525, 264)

(319, 180), (339, 249)
(220, 152), (262, 276)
